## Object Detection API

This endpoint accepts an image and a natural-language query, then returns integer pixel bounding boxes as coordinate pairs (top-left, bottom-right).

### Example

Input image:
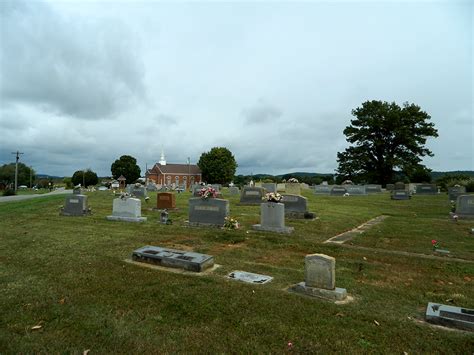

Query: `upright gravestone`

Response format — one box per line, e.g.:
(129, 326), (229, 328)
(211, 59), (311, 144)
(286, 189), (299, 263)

(290, 254), (347, 301)
(346, 185), (367, 195)
(314, 185), (331, 194)
(386, 184), (395, 191)
(60, 189), (91, 216)
(281, 194), (315, 219)
(365, 184), (382, 193)
(454, 195), (474, 219)
(106, 196), (146, 222)
(239, 187), (265, 205)
(285, 183), (301, 195)
(127, 184), (147, 198)
(146, 183), (158, 192)
(228, 186), (240, 195)
(252, 202), (294, 234)
(448, 186), (466, 201)
(394, 182), (406, 190)
(277, 183), (286, 192)
(192, 185), (205, 197)
(157, 192), (176, 210)
(391, 190), (410, 200)
(262, 183), (277, 193)
(416, 184), (438, 195)
(330, 186), (347, 196)
(188, 197), (229, 227)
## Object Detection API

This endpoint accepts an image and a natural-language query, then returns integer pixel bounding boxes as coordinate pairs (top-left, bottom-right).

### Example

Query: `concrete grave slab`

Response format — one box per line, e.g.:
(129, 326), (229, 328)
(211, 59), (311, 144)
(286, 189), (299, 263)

(425, 302), (474, 331)
(227, 271), (273, 284)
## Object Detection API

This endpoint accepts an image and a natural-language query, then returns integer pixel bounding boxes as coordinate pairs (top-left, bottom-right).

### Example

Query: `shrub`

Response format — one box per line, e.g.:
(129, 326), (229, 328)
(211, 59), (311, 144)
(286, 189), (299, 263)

(3, 189), (16, 196)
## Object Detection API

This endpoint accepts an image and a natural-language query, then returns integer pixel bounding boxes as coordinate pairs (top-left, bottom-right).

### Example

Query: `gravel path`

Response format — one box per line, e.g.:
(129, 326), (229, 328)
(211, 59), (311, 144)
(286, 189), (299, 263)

(0, 188), (72, 203)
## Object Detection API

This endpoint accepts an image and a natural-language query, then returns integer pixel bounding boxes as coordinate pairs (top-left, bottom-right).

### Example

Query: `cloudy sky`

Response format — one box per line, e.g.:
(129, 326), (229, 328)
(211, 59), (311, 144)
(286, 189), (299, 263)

(0, 0), (472, 177)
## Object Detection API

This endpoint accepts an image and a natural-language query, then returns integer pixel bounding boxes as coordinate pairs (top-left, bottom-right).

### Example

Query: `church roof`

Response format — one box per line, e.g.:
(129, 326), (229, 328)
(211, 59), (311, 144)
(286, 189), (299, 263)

(151, 163), (201, 175)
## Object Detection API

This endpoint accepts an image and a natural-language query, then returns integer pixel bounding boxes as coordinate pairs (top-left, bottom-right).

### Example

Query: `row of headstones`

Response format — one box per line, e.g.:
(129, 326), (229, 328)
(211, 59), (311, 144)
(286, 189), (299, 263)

(190, 183), (302, 196)
(313, 183), (440, 197)
(132, 246), (347, 301)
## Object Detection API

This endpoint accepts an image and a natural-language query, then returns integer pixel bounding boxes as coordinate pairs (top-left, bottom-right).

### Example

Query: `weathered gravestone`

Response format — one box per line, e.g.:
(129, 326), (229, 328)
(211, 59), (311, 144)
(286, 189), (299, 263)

(132, 245), (214, 272)
(425, 302), (474, 331)
(391, 190), (411, 200)
(365, 184), (382, 193)
(239, 186), (265, 205)
(314, 185), (331, 194)
(252, 202), (294, 234)
(285, 183), (301, 195)
(394, 182), (406, 190)
(346, 185), (367, 195)
(146, 183), (158, 192)
(106, 196), (147, 222)
(188, 197), (229, 227)
(156, 192), (176, 210)
(128, 184), (147, 198)
(448, 186), (466, 201)
(277, 183), (286, 192)
(262, 183), (277, 193)
(60, 190), (91, 216)
(386, 184), (395, 191)
(454, 195), (474, 219)
(290, 254), (347, 301)
(416, 184), (438, 195)
(330, 186), (347, 196)
(281, 194), (315, 219)
(228, 186), (240, 195)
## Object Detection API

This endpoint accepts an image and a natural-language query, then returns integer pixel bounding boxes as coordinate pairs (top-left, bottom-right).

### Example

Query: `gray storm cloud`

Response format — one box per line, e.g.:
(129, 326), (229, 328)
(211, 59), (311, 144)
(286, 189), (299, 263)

(0, 0), (145, 120)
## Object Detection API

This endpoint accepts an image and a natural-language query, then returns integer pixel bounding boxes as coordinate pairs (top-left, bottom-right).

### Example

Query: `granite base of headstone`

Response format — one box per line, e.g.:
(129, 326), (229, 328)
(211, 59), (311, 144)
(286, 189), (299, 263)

(132, 245), (214, 272)
(239, 187), (265, 205)
(425, 302), (474, 331)
(188, 197), (229, 227)
(252, 202), (294, 234)
(289, 254), (347, 301)
(281, 194), (316, 219)
(106, 197), (147, 222)
(391, 190), (411, 200)
(454, 195), (474, 219)
(60, 194), (91, 216)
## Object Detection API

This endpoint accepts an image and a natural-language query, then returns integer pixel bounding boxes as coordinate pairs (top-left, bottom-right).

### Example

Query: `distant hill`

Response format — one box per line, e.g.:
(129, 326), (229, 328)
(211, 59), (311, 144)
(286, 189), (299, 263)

(431, 171), (474, 179)
(248, 171), (474, 180)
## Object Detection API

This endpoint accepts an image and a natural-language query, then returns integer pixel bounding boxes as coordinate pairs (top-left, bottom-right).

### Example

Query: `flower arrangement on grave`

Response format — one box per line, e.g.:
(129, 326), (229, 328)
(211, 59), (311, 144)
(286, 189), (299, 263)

(263, 192), (283, 203)
(287, 178), (299, 183)
(198, 186), (218, 200)
(431, 239), (439, 250)
(223, 216), (240, 230)
(450, 201), (456, 213)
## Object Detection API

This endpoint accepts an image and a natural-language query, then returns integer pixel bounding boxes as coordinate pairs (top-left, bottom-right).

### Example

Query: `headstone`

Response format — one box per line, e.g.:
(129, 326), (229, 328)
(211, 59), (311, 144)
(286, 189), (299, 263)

(301, 183), (310, 190)
(425, 302), (474, 331)
(210, 184), (221, 192)
(252, 202), (294, 234)
(157, 192), (176, 209)
(276, 183), (286, 192)
(448, 186), (466, 201)
(322, 181), (328, 185)
(416, 184), (438, 195)
(239, 186), (265, 205)
(132, 246), (214, 272)
(262, 183), (277, 193)
(330, 186), (347, 196)
(391, 190), (410, 200)
(454, 195), (474, 219)
(146, 183), (158, 192)
(188, 197), (229, 227)
(60, 194), (90, 216)
(285, 183), (301, 195)
(281, 194), (315, 219)
(345, 185), (367, 195)
(394, 182), (406, 190)
(106, 197), (146, 222)
(314, 185), (331, 194)
(365, 184), (382, 193)
(290, 254), (347, 301)
(227, 271), (273, 284)
(386, 184), (395, 191)
(192, 184), (205, 196)
(228, 186), (240, 195)
(128, 184), (147, 198)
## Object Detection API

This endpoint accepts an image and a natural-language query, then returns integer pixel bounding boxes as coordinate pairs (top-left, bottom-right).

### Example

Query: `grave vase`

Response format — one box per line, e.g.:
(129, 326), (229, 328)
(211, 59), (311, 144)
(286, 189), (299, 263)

(261, 202), (285, 228)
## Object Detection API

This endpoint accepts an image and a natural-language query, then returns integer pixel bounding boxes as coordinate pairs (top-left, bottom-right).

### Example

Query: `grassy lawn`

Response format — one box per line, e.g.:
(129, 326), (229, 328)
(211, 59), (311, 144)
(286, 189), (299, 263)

(1, 189), (473, 353)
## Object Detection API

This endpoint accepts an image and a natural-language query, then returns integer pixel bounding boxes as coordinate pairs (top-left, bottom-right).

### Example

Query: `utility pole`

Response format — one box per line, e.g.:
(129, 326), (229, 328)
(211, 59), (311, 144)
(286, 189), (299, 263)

(187, 157), (190, 189)
(11, 151), (24, 192)
(30, 166), (33, 188)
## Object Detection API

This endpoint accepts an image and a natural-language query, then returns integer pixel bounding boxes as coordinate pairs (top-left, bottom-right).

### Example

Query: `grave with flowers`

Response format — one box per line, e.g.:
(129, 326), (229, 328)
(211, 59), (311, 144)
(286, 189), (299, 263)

(252, 192), (294, 234)
(188, 186), (229, 227)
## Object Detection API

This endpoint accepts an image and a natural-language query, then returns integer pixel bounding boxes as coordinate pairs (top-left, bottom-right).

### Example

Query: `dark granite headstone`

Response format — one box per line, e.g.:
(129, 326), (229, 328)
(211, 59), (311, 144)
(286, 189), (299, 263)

(132, 245), (214, 272)
(386, 184), (395, 191)
(365, 184), (382, 193)
(61, 194), (90, 216)
(188, 197), (229, 226)
(394, 182), (406, 190)
(391, 190), (410, 200)
(416, 184), (437, 195)
(455, 195), (474, 219)
(330, 186), (347, 196)
(425, 302), (474, 331)
(314, 185), (331, 194)
(239, 186), (265, 205)
(346, 185), (367, 195)
(448, 186), (466, 201)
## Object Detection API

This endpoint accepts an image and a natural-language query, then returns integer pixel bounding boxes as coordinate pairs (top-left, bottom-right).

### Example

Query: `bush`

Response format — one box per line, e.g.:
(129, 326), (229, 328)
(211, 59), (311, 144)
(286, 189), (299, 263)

(3, 189), (16, 196)
(466, 179), (474, 193)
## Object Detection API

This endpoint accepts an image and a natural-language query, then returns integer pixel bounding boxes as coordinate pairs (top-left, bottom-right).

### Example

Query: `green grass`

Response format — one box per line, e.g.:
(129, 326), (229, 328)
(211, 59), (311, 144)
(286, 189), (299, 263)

(1, 190), (473, 353)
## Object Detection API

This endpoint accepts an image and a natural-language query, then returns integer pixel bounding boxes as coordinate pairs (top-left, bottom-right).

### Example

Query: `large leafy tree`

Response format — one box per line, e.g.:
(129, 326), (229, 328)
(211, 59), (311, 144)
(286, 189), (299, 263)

(198, 147), (238, 184)
(111, 155), (141, 183)
(0, 163), (35, 186)
(336, 100), (438, 185)
(71, 169), (99, 187)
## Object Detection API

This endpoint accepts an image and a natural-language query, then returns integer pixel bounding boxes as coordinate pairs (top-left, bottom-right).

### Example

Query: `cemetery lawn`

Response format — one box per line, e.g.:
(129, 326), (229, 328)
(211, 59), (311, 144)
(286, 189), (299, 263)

(1, 190), (473, 353)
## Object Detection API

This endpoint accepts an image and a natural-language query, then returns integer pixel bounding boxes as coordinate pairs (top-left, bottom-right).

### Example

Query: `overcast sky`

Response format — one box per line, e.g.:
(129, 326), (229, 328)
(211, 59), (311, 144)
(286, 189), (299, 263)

(0, 0), (472, 177)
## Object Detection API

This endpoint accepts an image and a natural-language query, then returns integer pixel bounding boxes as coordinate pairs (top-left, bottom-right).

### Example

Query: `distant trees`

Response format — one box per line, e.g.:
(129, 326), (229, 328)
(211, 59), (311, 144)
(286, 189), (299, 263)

(111, 155), (141, 183)
(71, 169), (98, 187)
(336, 100), (438, 185)
(198, 147), (237, 184)
(0, 163), (35, 187)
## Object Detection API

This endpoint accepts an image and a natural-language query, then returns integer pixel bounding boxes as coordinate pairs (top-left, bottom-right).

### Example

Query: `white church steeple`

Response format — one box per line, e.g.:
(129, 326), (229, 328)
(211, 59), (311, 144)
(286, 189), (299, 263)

(159, 148), (166, 165)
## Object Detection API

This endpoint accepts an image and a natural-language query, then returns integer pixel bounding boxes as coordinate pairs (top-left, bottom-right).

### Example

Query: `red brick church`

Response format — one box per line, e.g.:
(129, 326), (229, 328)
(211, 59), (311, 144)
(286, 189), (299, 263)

(145, 151), (202, 188)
